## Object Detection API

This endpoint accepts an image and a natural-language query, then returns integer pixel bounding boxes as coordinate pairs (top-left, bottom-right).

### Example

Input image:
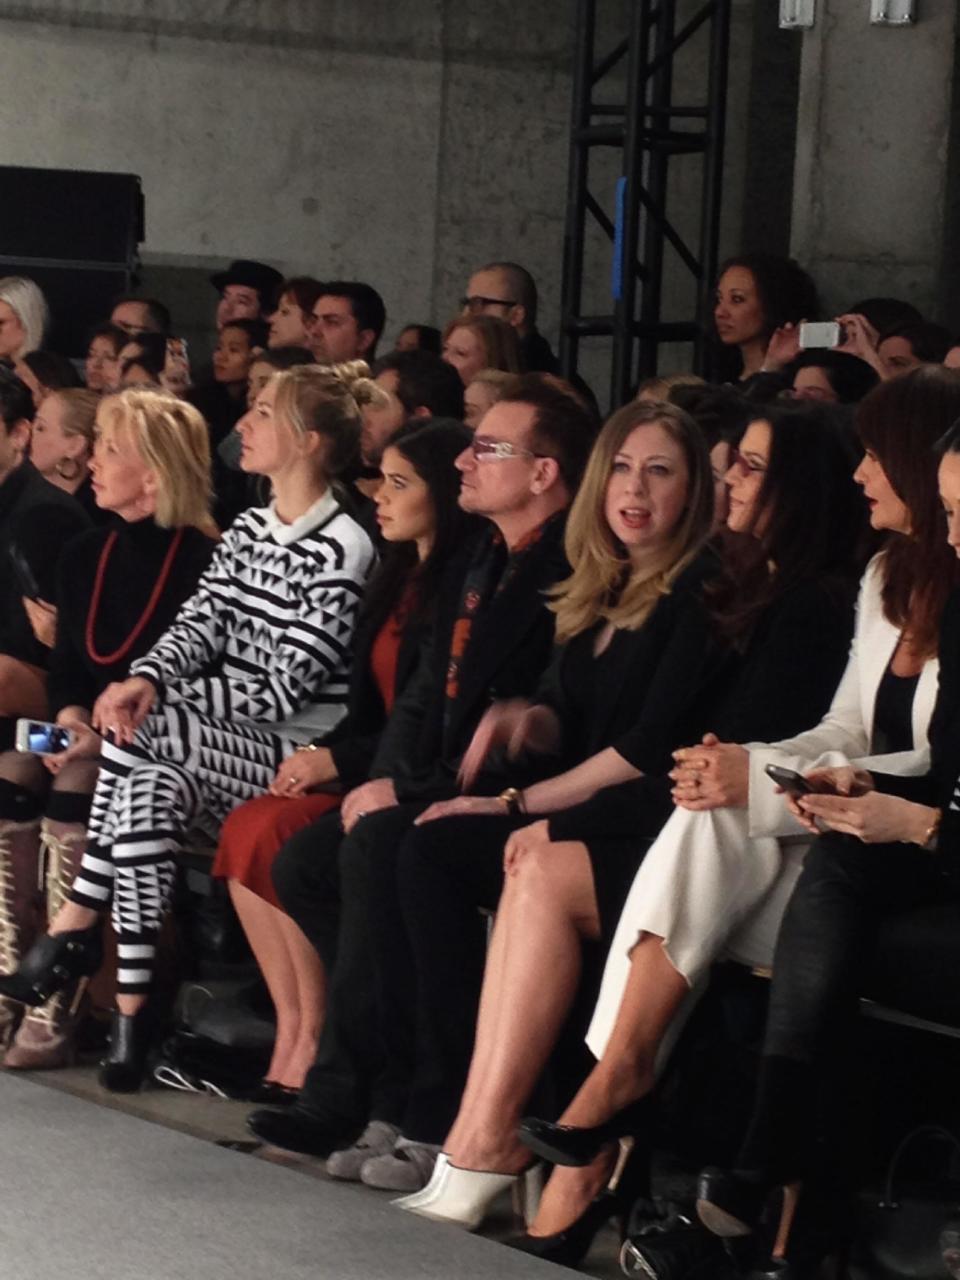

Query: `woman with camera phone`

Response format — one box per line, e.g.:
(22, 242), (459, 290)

(0, 388), (216, 1069)
(0, 365), (376, 1091)
(565, 367), (960, 1275)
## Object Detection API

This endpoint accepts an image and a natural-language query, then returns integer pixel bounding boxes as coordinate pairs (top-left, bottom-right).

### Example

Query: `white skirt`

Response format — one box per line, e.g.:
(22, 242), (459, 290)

(585, 801), (810, 1060)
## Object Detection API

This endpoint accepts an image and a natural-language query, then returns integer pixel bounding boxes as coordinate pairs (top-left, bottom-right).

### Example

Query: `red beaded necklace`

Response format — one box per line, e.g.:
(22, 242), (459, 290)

(85, 528), (184, 666)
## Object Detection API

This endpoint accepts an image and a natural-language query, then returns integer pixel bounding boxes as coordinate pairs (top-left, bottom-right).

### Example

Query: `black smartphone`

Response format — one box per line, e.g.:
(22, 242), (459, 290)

(764, 764), (814, 797)
(9, 544), (40, 601)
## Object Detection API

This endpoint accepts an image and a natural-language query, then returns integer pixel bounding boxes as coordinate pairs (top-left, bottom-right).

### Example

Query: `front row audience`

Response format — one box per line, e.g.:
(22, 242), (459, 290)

(3, 259), (960, 1278)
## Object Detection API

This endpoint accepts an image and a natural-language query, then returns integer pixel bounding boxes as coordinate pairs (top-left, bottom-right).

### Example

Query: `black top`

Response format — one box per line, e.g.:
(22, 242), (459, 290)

(48, 517), (217, 715)
(872, 589), (960, 861)
(72, 475), (113, 527)
(520, 330), (560, 375)
(371, 517), (568, 801)
(548, 572), (856, 843)
(0, 462), (91, 666)
(872, 663), (920, 758)
(535, 552), (730, 779)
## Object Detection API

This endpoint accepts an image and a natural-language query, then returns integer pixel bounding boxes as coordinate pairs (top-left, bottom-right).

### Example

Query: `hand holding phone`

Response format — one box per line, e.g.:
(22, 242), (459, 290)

(15, 719), (75, 756)
(764, 764), (816, 797)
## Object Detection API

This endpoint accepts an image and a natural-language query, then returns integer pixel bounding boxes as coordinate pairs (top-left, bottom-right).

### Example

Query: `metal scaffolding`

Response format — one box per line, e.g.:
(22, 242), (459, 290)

(559, 0), (732, 407)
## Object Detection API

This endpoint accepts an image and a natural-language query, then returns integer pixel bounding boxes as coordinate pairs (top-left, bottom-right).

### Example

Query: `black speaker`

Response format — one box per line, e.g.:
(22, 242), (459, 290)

(0, 166), (144, 356)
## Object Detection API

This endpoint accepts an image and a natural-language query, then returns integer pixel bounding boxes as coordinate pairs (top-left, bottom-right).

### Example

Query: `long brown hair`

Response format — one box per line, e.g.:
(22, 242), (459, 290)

(857, 366), (960, 657)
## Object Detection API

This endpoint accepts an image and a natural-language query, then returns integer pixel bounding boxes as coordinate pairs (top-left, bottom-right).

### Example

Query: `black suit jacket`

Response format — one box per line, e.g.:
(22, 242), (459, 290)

(318, 598), (427, 790)
(371, 515), (568, 801)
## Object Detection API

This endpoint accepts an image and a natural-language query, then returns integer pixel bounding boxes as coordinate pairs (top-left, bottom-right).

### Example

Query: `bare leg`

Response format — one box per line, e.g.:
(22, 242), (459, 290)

(48, 901), (99, 934)
(273, 910), (326, 1088)
(116, 992), (147, 1015)
(445, 839), (601, 1172)
(229, 879), (305, 1085)
(529, 933), (688, 1236)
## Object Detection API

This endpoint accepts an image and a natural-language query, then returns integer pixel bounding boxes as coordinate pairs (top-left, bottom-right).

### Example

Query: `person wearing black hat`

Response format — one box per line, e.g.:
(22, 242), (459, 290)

(212, 260), (284, 332)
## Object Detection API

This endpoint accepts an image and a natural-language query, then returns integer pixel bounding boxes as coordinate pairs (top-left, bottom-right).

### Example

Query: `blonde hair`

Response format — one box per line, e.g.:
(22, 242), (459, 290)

(551, 400), (713, 643)
(468, 368), (520, 397)
(635, 373), (705, 403)
(51, 388), (100, 453)
(96, 388), (213, 530)
(0, 276), (49, 357)
(271, 360), (374, 476)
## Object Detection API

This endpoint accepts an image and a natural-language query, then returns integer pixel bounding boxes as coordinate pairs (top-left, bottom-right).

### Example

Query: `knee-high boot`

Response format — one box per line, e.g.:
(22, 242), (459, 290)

(0, 816), (43, 1049)
(4, 819), (89, 1069)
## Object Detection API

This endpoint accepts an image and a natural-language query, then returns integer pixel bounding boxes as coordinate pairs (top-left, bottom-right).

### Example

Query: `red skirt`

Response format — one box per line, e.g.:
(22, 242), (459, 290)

(212, 792), (341, 908)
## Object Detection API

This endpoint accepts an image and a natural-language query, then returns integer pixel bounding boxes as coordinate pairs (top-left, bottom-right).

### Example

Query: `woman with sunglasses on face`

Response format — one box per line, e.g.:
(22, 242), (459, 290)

(0, 364), (376, 1092)
(554, 368), (960, 1275)
(393, 401), (864, 1253)
(208, 419), (475, 1098)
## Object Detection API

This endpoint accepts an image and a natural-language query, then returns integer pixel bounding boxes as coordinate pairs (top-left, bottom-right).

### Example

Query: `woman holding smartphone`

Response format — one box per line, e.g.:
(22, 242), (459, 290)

(395, 400), (863, 1254)
(0, 388), (216, 1068)
(520, 366), (959, 1275)
(0, 364), (376, 1091)
(696, 405), (960, 1276)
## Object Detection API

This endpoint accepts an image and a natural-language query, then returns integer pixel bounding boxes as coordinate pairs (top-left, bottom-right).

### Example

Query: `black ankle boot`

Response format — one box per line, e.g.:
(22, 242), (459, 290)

(99, 1008), (153, 1093)
(0, 926), (102, 1007)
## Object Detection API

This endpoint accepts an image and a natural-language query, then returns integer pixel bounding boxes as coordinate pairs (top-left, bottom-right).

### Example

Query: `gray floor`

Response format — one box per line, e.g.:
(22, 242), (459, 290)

(0, 1072), (622, 1280)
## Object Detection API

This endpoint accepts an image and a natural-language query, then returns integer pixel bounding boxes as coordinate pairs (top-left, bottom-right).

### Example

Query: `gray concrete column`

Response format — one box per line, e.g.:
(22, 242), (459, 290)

(790, 0), (959, 319)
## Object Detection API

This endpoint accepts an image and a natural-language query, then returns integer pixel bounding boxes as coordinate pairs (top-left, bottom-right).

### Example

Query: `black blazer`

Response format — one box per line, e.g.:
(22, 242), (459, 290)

(318, 596), (427, 790)
(371, 515), (569, 801)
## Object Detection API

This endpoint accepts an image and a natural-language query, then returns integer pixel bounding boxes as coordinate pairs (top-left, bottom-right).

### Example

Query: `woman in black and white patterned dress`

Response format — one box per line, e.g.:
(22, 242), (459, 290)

(0, 362), (377, 1090)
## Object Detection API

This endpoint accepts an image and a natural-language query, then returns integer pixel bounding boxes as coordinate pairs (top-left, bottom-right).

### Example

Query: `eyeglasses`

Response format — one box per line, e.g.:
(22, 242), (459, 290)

(470, 435), (542, 462)
(460, 295), (518, 313)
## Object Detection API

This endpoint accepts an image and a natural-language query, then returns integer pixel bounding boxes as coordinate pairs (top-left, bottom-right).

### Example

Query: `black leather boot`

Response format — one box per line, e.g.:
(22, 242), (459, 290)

(99, 1007), (153, 1093)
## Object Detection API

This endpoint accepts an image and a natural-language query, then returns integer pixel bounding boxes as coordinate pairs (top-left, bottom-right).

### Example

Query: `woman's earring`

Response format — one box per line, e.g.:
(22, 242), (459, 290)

(55, 456), (82, 481)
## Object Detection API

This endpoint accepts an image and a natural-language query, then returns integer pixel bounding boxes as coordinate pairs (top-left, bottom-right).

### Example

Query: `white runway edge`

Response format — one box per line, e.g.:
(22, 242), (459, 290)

(0, 1073), (559, 1280)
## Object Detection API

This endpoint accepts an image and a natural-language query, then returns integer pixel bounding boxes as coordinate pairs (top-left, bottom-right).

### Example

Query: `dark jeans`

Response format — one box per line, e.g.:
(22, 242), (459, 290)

(739, 830), (959, 1175)
(271, 802), (426, 1127)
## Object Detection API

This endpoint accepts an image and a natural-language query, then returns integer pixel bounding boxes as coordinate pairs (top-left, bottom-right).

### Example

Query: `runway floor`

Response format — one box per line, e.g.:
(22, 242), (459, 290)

(0, 1071), (622, 1280)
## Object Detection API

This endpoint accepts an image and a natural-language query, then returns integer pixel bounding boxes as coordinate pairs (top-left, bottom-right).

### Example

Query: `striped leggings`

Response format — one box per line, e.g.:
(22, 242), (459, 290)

(70, 705), (294, 993)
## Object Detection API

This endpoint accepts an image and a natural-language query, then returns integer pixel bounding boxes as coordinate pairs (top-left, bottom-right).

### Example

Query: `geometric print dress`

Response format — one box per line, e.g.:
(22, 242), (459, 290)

(69, 493), (375, 993)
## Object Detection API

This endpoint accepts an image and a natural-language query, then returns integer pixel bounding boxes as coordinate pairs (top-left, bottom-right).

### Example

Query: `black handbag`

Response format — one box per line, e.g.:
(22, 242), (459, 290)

(847, 1124), (960, 1279)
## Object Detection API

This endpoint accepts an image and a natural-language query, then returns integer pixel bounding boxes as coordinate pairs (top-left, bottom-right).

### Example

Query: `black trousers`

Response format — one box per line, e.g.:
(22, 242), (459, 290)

(271, 802), (426, 1127)
(394, 813), (526, 1143)
(739, 830), (959, 1174)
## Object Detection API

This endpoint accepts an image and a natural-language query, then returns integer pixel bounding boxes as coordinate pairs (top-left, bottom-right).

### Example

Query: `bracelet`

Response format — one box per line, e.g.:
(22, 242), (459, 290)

(921, 808), (942, 852)
(499, 787), (527, 816)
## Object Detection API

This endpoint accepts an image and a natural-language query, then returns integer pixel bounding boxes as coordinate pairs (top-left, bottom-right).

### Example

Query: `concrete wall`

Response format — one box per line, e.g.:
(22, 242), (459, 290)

(0, 0), (573, 359)
(790, 0), (960, 320)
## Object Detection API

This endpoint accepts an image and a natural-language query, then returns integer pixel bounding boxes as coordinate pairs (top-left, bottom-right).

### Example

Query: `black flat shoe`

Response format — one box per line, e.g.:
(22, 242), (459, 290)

(99, 1008), (154, 1094)
(246, 1104), (360, 1157)
(0, 926), (103, 1007)
(519, 1096), (651, 1167)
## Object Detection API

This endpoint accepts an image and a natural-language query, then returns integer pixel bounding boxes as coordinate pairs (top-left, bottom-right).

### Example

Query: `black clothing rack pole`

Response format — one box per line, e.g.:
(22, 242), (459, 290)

(559, 0), (732, 407)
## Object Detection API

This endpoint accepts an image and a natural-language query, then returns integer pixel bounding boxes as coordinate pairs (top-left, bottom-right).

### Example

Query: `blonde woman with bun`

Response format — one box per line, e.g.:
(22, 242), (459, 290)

(0, 367), (376, 1091)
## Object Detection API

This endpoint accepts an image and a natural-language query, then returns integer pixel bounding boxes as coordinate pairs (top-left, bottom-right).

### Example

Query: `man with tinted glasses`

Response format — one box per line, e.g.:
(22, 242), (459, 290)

(461, 261), (559, 375)
(248, 377), (597, 1167)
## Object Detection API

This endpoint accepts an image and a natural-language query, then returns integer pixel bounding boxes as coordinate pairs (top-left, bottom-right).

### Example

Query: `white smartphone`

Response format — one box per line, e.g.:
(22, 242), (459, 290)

(798, 321), (842, 350)
(14, 719), (75, 756)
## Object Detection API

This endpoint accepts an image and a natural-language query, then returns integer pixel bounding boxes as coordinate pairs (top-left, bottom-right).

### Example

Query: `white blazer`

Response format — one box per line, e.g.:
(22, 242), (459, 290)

(747, 554), (940, 839)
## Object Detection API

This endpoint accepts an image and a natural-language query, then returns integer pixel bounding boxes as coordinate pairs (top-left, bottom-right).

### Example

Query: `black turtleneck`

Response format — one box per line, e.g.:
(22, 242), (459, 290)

(48, 517), (216, 715)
